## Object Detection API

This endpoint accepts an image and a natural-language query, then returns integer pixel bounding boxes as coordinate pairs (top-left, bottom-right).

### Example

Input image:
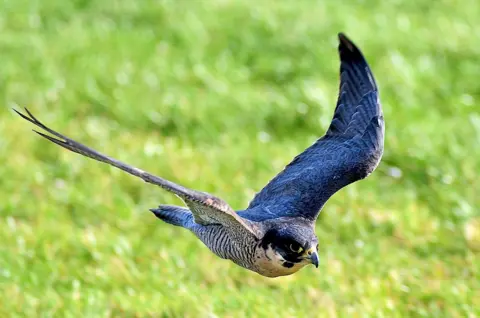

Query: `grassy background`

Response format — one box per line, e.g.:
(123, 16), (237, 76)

(1, 0), (479, 316)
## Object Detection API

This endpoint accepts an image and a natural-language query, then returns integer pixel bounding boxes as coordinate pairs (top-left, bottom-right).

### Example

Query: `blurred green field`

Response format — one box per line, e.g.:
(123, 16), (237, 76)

(1, 0), (479, 316)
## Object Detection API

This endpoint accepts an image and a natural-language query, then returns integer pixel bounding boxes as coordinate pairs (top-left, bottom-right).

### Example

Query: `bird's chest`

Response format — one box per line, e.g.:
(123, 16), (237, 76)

(252, 246), (307, 277)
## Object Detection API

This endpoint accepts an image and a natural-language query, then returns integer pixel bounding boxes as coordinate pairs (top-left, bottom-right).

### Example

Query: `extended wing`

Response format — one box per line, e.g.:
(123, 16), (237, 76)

(15, 108), (261, 239)
(242, 33), (384, 222)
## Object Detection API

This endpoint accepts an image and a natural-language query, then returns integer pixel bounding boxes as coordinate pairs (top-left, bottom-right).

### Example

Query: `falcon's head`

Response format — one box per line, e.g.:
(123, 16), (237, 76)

(260, 224), (319, 269)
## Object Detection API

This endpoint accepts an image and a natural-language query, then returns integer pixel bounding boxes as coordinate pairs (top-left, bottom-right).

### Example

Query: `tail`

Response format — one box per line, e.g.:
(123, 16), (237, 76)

(149, 205), (194, 228)
(327, 33), (381, 137)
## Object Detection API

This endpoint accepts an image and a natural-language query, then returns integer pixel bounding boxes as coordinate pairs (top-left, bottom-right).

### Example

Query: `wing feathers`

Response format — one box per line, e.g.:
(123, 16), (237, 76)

(344, 92), (380, 136)
(327, 33), (378, 137)
(16, 108), (260, 238)
(338, 33), (377, 91)
(15, 108), (202, 200)
(245, 33), (384, 222)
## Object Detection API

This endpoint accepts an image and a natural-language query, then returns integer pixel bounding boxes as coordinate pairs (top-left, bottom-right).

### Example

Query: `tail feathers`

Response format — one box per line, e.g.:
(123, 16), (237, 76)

(150, 205), (193, 228)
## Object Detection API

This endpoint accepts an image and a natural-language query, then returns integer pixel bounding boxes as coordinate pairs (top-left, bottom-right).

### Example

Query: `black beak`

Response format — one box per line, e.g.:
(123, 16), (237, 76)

(310, 251), (319, 268)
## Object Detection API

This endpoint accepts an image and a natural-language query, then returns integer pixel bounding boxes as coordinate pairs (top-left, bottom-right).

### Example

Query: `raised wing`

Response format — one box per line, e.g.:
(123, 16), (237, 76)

(242, 33), (384, 222)
(15, 108), (261, 239)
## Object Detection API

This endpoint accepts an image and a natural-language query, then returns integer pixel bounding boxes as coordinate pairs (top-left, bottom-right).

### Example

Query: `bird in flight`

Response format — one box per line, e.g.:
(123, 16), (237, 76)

(16, 33), (384, 277)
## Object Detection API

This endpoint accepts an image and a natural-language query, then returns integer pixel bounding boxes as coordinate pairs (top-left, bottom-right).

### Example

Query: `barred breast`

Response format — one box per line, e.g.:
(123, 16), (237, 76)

(192, 224), (258, 270)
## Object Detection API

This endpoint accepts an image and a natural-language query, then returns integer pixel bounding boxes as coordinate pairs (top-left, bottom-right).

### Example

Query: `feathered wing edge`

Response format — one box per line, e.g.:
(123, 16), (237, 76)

(244, 33), (384, 221)
(327, 32), (380, 137)
(14, 108), (261, 239)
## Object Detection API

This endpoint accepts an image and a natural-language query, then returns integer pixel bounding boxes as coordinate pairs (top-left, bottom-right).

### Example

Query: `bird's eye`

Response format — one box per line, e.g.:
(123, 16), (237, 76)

(289, 243), (303, 253)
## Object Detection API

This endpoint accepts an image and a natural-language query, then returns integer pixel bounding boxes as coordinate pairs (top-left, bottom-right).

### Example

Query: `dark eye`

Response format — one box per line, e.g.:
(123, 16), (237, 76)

(289, 243), (303, 253)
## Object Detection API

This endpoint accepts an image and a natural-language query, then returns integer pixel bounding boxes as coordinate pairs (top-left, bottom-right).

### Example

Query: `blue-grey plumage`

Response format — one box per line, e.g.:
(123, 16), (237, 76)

(15, 33), (383, 278)
(244, 33), (383, 222)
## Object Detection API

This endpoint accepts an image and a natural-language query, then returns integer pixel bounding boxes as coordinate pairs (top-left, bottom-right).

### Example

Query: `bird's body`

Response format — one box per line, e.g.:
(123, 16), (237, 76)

(16, 33), (384, 277)
(155, 205), (311, 277)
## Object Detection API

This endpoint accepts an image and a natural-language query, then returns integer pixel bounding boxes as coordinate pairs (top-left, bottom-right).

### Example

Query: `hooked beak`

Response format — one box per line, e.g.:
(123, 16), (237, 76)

(305, 248), (319, 268)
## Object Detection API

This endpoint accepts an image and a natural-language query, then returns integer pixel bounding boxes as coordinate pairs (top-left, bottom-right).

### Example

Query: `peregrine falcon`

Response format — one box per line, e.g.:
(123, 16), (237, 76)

(15, 33), (384, 277)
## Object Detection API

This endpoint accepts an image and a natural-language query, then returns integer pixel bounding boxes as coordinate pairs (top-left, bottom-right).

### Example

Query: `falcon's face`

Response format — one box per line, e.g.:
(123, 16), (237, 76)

(260, 228), (319, 269)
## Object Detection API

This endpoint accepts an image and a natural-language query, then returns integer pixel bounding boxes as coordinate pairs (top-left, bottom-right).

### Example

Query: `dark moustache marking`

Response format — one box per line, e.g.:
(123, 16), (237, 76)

(283, 261), (294, 268)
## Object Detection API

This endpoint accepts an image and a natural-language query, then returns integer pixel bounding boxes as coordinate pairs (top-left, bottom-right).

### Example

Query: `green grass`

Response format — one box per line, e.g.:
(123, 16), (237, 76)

(1, 0), (479, 316)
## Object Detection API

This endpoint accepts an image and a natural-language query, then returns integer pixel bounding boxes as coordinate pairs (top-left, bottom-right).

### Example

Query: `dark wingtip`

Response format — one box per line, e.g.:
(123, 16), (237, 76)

(337, 32), (377, 90)
(24, 107), (35, 119)
(13, 107), (41, 126)
(337, 32), (364, 61)
(338, 32), (351, 45)
(13, 108), (29, 120)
